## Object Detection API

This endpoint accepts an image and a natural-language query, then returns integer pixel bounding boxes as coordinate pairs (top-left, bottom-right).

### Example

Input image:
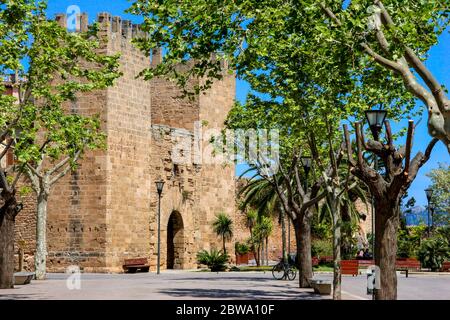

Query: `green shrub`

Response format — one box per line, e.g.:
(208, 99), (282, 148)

(312, 239), (333, 258)
(436, 226), (450, 243)
(197, 249), (229, 272)
(397, 226), (428, 258)
(234, 242), (250, 255)
(397, 229), (416, 258)
(418, 236), (449, 271)
(312, 221), (332, 239)
(409, 225), (428, 241)
(341, 221), (358, 260)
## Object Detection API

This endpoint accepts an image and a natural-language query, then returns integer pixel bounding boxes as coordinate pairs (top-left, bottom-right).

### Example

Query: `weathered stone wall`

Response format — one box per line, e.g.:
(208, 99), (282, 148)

(18, 13), (153, 273)
(149, 125), (200, 270)
(232, 210), (297, 262)
(13, 186), (37, 272)
(197, 73), (237, 256)
(13, 12), (237, 273)
(150, 59), (200, 132)
(101, 14), (153, 272)
(148, 66), (237, 269)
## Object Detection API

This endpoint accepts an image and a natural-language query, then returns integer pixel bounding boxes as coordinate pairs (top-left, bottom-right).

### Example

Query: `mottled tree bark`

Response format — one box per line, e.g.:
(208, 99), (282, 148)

(343, 121), (437, 300)
(295, 217), (313, 288)
(280, 206), (288, 263)
(0, 203), (16, 288)
(330, 196), (342, 300)
(0, 191), (20, 289)
(35, 192), (49, 280)
(374, 200), (399, 300)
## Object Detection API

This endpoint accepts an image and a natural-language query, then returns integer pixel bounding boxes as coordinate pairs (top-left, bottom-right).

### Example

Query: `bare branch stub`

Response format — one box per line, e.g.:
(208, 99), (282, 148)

(355, 122), (364, 169)
(384, 120), (394, 151)
(346, 118), (436, 205)
(403, 120), (415, 176)
(343, 124), (356, 167)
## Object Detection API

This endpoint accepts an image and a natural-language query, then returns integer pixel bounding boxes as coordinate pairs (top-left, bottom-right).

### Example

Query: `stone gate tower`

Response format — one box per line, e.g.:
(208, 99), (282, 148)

(14, 12), (236, 273)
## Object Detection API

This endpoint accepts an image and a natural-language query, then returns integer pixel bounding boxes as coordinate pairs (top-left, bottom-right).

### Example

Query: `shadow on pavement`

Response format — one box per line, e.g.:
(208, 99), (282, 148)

(157, 288), (326, 300)
(0, 293), (43, 300)
(170, 276), (278, 283)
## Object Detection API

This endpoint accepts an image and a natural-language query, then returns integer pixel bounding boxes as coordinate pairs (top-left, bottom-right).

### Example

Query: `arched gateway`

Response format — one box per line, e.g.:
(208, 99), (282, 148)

(166, 211), (184, 269)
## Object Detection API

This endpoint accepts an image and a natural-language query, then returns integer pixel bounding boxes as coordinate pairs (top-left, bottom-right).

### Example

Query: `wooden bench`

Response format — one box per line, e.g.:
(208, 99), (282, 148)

(357, 260), (375, 269)
(320, 256), (333, 264)
(396, 258), (420, 277)
(123, 258), (150, 273)
(440, 261), (450, 272)
(341, 260), (359, 276)
(312, 257), (319, 267)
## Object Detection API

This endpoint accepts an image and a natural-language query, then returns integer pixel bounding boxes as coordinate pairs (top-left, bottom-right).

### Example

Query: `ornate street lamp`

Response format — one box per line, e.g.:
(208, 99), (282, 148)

(300, 156), (312, 190)
(425, 188), (433, 235)
(365, 109), (387, 141)
(425, 188), (433, 202)
(155, 180), (165, 274)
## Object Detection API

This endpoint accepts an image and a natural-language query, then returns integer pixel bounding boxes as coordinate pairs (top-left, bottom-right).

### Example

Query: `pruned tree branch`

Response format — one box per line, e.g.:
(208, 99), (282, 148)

(355, 122), (365, 169)
(26, 162), (43, 179)
(49, 149), (82, 186)
(375, 0), (449, 113)
(319, 2), (342, 27)
(0, 139), (13, 161)
(47, 155), (71, 176)
(0, 169), (11, 193)
(384, 120), (394, 151)
(49, 163), (72, 186)
(403, 120), (414, 176)
(343, 124), (356, 167)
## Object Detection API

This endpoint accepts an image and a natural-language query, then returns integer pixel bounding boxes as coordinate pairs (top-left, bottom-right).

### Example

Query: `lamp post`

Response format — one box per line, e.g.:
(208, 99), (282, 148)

(425, 188), (433, 236)
(300, 156), (312, 190)
(155, 180), (165, 275)
(365, 109), (387, 142)
(365, 108), (387, 300)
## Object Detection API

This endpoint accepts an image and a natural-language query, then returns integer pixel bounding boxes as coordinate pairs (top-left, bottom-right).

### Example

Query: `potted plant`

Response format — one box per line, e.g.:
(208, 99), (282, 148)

(235, 242), (250, 265)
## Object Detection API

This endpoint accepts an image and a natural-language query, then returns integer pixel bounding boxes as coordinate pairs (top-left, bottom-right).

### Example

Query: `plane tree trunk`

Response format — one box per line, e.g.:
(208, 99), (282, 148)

(0, 196), (18, 289)
(344, 121), (438, 300)
(294, 214), (313, 288)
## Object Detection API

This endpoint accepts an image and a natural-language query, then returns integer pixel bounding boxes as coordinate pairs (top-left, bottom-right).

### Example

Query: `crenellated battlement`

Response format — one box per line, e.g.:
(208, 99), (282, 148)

(54, 12), (148, 41)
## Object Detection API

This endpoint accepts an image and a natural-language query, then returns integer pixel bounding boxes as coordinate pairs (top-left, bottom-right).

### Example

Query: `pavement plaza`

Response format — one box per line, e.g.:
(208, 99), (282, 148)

(0, 271), (449, 300)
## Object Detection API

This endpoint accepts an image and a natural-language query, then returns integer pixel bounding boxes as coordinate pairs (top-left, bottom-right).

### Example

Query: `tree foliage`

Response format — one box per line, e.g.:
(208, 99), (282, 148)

(130, 0), (449, 147)
(426, 163), (450, 225)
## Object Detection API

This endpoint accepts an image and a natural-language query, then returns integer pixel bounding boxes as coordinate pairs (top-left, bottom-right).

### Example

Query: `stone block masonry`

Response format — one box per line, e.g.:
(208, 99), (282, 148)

(13, 12), (237, 273)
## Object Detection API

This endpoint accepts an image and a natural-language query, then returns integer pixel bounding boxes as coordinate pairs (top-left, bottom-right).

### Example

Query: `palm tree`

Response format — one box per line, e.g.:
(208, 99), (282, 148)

(243, 209), (262, 266)
(239, 177), (287, 263)
(245, 209), (257, 236)
(213, 212), (233, 254)
(257, 216), (273, 266)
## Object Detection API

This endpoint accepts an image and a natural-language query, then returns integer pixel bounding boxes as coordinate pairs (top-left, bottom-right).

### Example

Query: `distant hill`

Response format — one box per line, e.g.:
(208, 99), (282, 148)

(403, 206), (429, 226)
(403, 206), (448, 226)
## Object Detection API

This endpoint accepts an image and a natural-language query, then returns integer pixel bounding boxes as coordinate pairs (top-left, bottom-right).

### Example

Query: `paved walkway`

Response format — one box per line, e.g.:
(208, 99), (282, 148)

(0, 271), (449, 300)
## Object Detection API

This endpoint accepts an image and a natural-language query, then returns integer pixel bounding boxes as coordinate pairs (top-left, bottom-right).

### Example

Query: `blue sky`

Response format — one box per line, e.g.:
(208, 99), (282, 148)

(46, 0), (449, 207)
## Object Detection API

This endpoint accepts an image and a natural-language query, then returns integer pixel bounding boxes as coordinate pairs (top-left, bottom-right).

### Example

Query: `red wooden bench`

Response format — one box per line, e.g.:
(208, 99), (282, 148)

(123, 258), (150, 273)
(441, 261), (450, 272)
(312, 257), (319, 267)
(356, 260), (375, 270)
(396, 258), (420, 277)
(319, 256), (333, 264)
(341, 260), (359, 276)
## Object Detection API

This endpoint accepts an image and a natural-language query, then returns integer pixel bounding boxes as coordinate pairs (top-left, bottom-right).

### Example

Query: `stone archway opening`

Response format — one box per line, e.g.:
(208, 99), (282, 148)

(166, 211), (184, 269)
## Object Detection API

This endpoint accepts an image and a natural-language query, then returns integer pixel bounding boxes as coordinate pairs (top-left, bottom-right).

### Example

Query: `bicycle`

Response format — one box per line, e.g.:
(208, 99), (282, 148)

(271, 258), (297, 281)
